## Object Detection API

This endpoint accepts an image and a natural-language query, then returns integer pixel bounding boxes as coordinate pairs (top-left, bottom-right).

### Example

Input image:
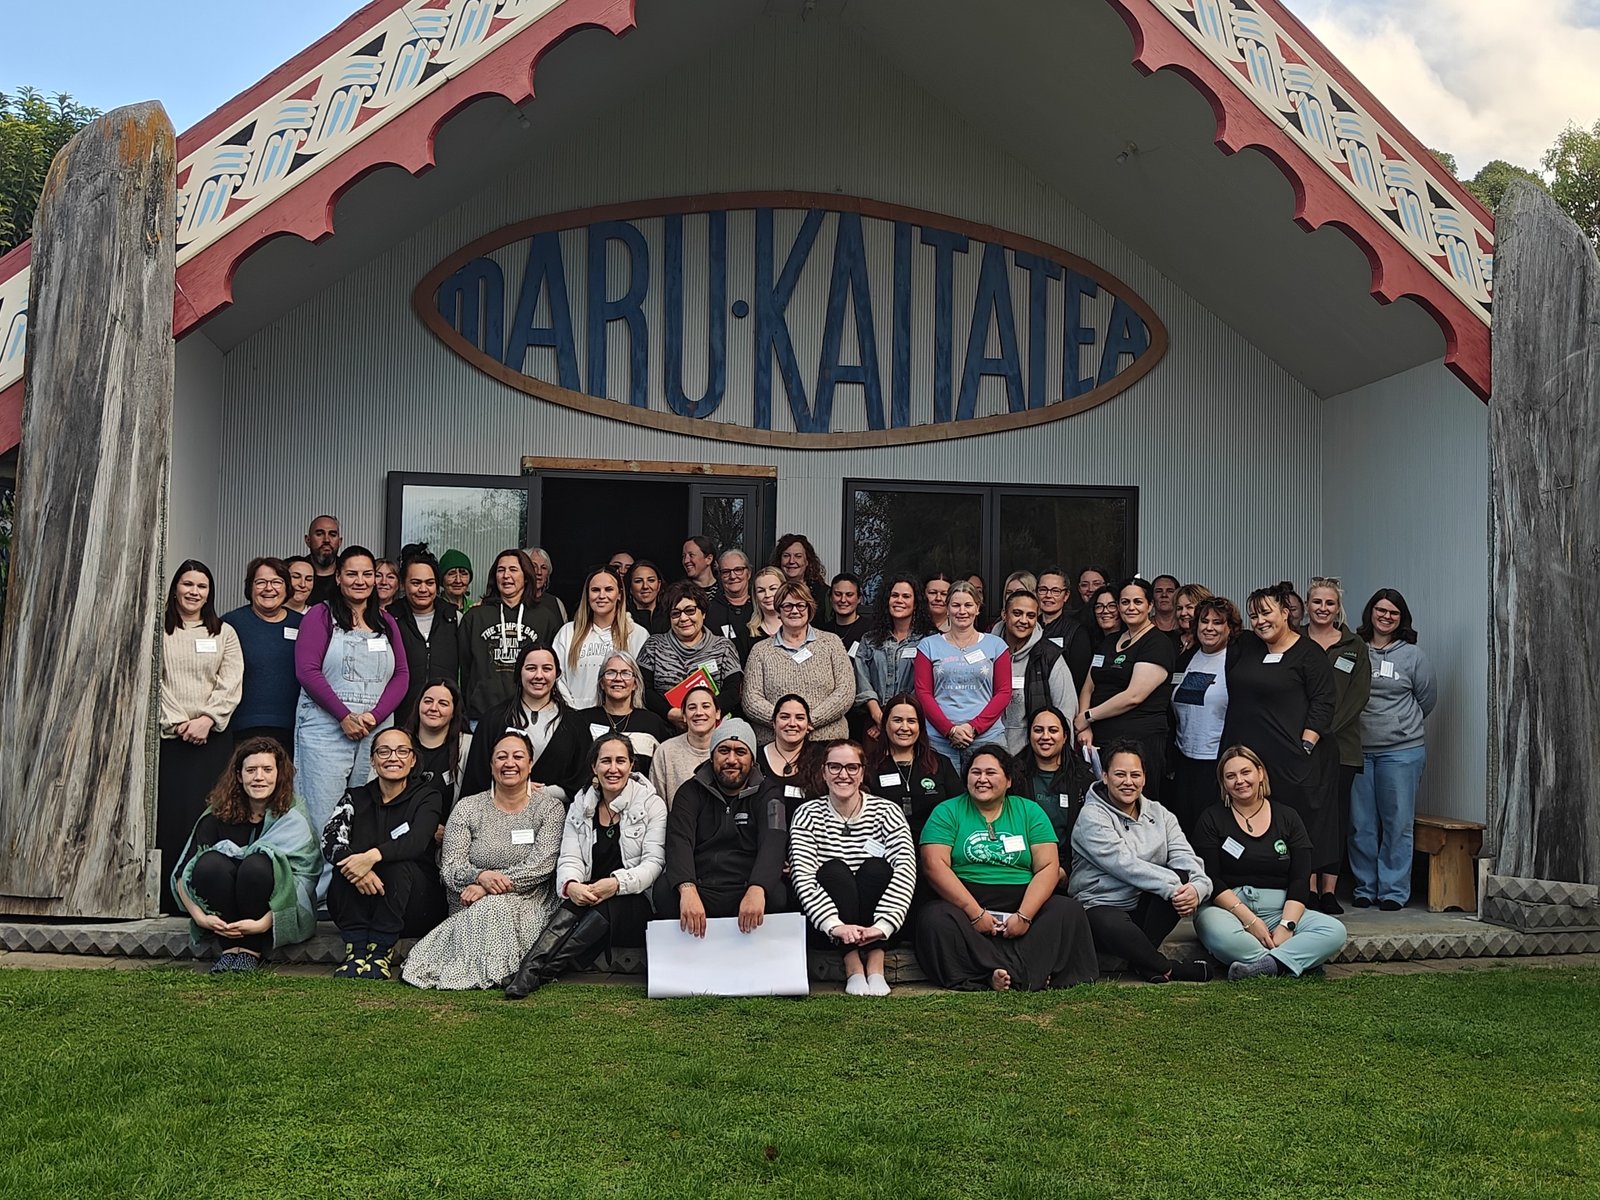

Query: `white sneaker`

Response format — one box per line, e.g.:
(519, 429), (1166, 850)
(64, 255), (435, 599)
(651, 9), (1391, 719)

(866, 973), (890, 997)
(845, 972), (869, 996)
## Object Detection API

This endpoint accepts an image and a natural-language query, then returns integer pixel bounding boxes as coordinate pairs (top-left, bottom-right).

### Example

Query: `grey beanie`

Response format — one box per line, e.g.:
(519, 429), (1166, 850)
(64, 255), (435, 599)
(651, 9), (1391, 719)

(708, 718), (757, 755)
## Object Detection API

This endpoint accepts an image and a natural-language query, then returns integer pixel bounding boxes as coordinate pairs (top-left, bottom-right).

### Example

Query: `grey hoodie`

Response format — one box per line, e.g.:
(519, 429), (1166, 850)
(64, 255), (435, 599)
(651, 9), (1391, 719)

(1358, 640), (1436, 752)
(1068, 782), (1212, 910)
(1000, 625), (1079, 754)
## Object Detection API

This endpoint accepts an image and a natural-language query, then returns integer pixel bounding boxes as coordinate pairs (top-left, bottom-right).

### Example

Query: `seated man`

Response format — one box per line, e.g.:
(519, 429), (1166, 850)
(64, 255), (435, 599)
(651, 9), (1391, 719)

(653, 719), (789, 936)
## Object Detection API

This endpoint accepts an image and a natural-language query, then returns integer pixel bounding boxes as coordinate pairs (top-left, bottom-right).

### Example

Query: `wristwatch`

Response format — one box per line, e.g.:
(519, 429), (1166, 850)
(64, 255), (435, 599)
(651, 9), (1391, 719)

(1283, 920), (1298, 933)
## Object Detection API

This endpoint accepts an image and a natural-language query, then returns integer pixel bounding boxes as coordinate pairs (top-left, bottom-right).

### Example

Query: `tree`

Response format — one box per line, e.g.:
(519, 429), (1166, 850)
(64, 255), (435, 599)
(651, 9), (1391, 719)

(0, 88), (99, 256)
(1543, 118), (1600, 242)
(1428, 148), (1460, 177)
(1465, 160), (1547, 213)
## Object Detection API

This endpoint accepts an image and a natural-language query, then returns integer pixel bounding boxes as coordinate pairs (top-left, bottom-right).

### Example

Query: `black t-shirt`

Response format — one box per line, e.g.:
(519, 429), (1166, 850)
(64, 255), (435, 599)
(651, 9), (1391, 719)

(414, 740), (458, 806)
(590, 810), (625, 879)
(1192, 801), (1313, 905)
(863, 754), (964, 841)
(1022, 765), (1082, 844)
(1088, 627), (1176, 733)
(817, 617), (865, 652)
(177, 811), (264, 880)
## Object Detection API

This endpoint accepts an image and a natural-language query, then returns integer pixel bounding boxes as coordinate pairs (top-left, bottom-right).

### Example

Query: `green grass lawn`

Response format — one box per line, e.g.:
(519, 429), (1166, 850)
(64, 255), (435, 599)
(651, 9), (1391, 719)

(1, 965), (1597, 1199)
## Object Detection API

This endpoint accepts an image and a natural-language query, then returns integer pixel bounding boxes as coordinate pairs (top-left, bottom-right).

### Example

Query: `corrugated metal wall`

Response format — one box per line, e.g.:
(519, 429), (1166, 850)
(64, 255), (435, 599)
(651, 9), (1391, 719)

(1324, 360), (1488, 823)
(214, 16), (1324, 610)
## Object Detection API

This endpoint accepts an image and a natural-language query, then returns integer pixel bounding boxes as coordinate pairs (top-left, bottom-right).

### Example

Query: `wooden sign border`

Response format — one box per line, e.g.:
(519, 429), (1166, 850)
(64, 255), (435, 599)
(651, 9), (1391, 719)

(414, 191), (1169, 449)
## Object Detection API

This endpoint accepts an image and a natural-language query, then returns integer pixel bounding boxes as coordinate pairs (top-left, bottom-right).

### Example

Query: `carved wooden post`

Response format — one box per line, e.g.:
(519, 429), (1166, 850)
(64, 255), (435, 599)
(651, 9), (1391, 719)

(1485, 181), (1600, 927)
(0, 102), (176, 918)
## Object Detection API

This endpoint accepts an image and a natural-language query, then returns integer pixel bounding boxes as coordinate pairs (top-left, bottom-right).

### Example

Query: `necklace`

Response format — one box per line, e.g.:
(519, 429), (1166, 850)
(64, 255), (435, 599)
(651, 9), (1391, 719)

(770, 742), (802, 775)
(1235, 797), (1268, 834)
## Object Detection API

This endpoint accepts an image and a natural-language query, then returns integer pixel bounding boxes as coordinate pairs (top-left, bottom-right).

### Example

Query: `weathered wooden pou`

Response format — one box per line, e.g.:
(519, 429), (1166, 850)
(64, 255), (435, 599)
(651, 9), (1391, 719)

(1485, 181), (1600, 927)
(0, 102), (177, 918)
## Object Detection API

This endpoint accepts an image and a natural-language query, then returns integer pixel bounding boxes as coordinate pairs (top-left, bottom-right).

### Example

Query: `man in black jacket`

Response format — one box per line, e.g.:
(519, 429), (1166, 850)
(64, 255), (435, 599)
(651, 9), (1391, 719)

(389, 551), (461, 723)
(655, 719), (789, 936)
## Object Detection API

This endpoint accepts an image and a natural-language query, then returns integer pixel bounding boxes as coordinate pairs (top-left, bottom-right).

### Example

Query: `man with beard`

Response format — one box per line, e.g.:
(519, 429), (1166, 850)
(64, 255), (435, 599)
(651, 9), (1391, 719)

(654, 719), (789, 935)
(303, 515), (342, 606)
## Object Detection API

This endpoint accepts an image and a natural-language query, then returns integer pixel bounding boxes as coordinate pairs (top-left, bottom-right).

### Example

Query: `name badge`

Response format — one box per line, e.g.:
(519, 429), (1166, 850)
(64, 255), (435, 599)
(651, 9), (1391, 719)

(1263, 652), (1283, 664)
(366, 638), (387, 652)
(1223, 836), (1245, 859)
(1058, 795), (1073, 808)
(1050, 637), (1064, 648)
(195, 639), (218, 653)
(792, 648), (813, 665)
(864, 837), (888, 858)
(848, 642), (860, 660)
(964, 650), (985, 665)
(879, 773), (901, 788)
(283, 627), (298, 641)
(389, 822), (411, 839)
(785, 785), (803, 799)
(1091, 654), (1105, 668)
(1380, 660), (1395, 678)
(1011, 673), (1024, 690)
(510, 827), (538, 844)
(704, 661), (719, 677)
(900, 646), (917, 659)
(588, 723), (608, 740)
(1335, 655), (1355, 674)
(721, 625), (735, 639)
(1001, 834), (1026, 855)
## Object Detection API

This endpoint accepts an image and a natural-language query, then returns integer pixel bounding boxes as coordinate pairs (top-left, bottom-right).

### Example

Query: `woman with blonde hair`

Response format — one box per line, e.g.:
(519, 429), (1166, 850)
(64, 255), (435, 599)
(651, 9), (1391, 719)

(748, 565), (785, 644)
(1192, 745), (1348, 979)
(553, 565), (647, 707)
(1304, 576), (1371, 913)
(743, 581), (855, 742)
(1174, 583), (1215, 656)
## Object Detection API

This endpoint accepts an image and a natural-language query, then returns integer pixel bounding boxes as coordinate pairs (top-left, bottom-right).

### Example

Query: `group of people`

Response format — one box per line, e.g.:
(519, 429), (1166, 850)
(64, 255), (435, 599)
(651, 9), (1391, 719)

(159, 516), (1437, 995)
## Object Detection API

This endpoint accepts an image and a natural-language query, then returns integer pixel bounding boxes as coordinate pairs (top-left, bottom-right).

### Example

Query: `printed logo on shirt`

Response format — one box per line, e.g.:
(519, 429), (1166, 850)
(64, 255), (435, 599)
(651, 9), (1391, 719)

(1173, 671), (1214, 706)
(921, 777), (938, 790)
(962, 830), (1027, 868)
(1273, 839), (1288, 856)
(481, 623), (538, 666)
(1112, 653), (1127, 666)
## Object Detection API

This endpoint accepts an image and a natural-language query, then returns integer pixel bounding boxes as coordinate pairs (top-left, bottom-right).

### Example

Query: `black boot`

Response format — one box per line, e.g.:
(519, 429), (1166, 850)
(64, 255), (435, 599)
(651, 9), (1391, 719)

(504, 903), (611, 999)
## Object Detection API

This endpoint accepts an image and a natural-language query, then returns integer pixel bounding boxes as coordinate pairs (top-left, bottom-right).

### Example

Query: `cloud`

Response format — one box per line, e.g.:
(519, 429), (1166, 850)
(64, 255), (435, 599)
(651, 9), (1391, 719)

(1284, 0), (1600, 176)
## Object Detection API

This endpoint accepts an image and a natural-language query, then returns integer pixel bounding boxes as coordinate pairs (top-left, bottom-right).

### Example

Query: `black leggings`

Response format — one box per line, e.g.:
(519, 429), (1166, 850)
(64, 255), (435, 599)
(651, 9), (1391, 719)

(812, 857), (900, 948)
(1084, 893), (1183, 978)
(189, 851), (275, 954)
(156, 735), (235, 915)
(327, 859), (444, 947)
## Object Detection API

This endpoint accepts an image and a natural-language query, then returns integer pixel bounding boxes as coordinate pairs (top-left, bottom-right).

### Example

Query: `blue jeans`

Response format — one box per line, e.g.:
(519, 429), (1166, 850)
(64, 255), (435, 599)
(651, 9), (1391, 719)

(1348, 745), (1427, 904)
(1194, 886), (1347, 976)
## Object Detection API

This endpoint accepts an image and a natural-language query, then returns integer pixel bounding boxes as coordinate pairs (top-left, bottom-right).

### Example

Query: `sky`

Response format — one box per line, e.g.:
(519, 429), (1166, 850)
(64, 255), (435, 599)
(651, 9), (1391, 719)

(2, 1), (1597, 177)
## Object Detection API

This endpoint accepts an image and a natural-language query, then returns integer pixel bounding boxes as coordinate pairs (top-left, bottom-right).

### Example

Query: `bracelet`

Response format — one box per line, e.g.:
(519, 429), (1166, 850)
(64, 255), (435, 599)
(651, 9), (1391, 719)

(1015, 913), (1033, 926)
(968, 910), (986, 926)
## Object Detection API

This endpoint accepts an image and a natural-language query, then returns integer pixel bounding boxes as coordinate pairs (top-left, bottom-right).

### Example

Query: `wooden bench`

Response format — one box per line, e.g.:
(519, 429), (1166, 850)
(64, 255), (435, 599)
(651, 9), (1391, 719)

(1414, 814), (1486, 912)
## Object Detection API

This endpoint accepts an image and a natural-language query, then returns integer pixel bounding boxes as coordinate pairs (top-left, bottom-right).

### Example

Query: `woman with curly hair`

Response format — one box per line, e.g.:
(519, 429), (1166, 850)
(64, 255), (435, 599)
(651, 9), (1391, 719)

(170, 737), (320, 973)
(853, 574), (936, 741)
(772, 533), (829, 611)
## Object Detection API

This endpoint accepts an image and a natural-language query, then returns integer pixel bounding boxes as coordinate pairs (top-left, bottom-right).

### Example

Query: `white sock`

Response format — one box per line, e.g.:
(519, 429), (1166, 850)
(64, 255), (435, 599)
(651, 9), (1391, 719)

(866, 973), (890, 997)
(845, 972), (869, 996)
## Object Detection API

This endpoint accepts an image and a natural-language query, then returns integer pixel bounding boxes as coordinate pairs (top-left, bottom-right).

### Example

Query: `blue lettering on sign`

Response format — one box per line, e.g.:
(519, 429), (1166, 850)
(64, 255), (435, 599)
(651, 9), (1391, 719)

(428, 199), (1163, 438)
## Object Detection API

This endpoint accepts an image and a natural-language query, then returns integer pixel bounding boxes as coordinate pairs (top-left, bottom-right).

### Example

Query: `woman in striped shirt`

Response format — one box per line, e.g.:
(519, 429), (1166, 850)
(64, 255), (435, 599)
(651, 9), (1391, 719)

(788, 740), (918, 997)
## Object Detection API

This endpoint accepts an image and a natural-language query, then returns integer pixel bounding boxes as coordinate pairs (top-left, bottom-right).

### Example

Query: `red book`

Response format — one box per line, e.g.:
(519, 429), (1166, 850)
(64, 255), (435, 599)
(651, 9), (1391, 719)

(664, 665), (719, 710)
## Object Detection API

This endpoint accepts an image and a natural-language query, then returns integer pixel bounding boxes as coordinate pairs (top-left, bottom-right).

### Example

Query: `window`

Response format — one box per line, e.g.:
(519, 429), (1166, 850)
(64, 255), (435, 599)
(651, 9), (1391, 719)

(843, 480), (1136, 601)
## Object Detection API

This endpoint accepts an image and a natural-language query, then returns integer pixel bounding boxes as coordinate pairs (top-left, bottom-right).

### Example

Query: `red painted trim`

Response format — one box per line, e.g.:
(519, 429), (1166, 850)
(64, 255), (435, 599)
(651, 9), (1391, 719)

(0, 381), (20, 452)
(175, 0), (416, 158)
(0, 239), (31, 284)
(1105, 0), (1491, 402)
(1250, 0), (1494, 230)
(172, 0), (638, 338)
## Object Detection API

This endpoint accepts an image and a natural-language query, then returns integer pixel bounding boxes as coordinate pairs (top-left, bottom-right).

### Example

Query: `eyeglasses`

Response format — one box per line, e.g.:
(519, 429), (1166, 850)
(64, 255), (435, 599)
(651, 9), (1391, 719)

(252, 579), (284, 589)
(718, 565), (748, 576)
(671, 606), (702, 619)
(824, 762), (863, 775)
(373, 746), (413, 760)
(1036, 586), (1066, 595)
(602, 669), (634, 680)
(779, 602), (810, 613)
(1093, 603), (1118, 613)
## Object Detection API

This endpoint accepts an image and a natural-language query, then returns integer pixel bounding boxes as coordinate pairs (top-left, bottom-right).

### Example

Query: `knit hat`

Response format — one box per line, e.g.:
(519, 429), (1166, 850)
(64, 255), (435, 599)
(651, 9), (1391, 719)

(708, 718), (757, 755)
(439, 549), (472, 576)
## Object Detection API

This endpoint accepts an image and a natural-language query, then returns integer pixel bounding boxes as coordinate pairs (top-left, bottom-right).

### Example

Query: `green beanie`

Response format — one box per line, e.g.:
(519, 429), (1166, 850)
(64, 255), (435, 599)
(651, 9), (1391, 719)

(439, 549), (472, 576)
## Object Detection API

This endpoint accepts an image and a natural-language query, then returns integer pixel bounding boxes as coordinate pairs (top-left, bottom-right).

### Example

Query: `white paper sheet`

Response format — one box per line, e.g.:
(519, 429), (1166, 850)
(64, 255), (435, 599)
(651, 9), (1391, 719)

(645, 912), (810, 997)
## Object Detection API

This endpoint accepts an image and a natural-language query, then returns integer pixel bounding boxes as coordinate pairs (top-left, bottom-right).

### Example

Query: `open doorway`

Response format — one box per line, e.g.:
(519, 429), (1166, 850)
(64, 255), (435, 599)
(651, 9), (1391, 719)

(522, 458), (777, 613)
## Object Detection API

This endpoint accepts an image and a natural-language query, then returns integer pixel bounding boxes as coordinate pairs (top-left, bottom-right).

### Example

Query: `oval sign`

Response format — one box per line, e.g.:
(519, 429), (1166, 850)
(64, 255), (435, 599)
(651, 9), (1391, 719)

(415, 192), (1167, 448)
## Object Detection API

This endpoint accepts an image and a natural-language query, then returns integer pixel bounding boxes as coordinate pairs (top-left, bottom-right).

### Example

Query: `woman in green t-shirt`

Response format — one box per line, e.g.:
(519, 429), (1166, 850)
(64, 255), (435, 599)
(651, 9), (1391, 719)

(915, 746), (1098, 991)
